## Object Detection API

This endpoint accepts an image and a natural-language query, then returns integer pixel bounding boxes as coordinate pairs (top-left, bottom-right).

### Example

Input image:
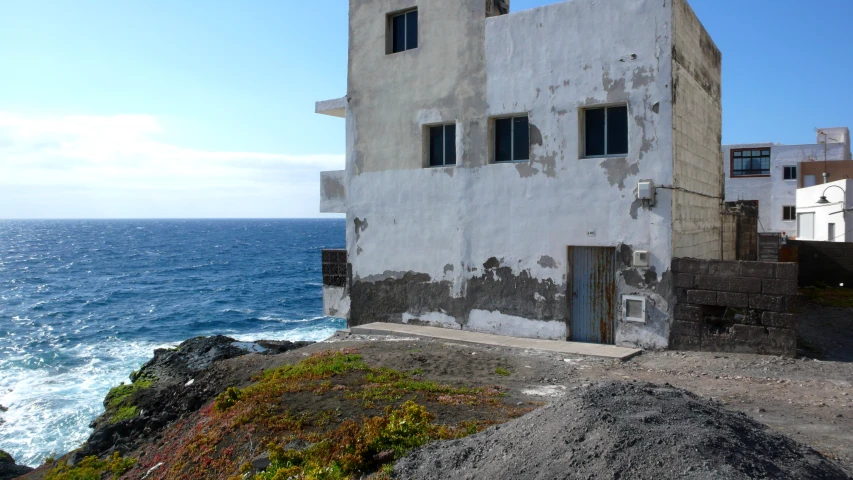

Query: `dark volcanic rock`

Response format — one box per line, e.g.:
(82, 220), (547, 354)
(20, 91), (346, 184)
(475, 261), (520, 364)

(394, 381), (852, 480)
(79, 335), (311, 459)
(0, 449), (34, 480)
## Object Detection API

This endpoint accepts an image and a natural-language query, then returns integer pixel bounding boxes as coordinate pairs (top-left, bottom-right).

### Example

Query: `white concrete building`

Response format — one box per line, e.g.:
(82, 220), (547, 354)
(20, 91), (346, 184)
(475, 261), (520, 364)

(796, 179), (853, 242)
(317, 0), (723, 349)
(723, 128), (851, 238)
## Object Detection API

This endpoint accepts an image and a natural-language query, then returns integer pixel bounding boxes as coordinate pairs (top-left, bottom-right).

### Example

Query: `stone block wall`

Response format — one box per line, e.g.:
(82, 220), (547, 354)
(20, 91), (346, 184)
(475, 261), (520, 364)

(670, 258), (798, 357)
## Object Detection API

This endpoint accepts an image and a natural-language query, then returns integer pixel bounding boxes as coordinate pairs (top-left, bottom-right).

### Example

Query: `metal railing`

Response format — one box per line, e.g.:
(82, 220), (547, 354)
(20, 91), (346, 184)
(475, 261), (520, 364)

(321, 249), (347, 287)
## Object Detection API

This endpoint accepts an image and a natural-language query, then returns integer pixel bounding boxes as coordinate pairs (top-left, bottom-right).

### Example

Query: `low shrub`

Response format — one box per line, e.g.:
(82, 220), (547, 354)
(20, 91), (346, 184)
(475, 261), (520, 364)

(45, 452), (135, 480)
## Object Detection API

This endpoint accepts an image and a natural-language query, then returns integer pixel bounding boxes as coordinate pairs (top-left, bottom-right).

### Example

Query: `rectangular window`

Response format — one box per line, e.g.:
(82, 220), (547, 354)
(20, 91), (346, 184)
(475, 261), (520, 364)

(783, 206), (796, 221)
(428, 124), (456, 167)
(804, 174), (817, 187)
(783, 166), (797, 180)
(731, 148), (771, 176)
(494, 116), (529, 162)
(390, 9), (418, 54)
(584, 105), (628, 157)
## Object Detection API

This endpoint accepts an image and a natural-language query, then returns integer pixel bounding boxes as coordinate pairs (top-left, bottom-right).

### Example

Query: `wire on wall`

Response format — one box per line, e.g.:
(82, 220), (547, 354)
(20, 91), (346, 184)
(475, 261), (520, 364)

(657, 185), (723, 200)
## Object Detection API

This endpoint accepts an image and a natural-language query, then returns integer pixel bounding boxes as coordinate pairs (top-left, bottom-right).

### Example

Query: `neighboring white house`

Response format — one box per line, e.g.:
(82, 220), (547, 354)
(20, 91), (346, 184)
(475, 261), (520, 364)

(796, 179), (853, 242)
(317, 0), (723, 349)
(723, 128), (851, 238)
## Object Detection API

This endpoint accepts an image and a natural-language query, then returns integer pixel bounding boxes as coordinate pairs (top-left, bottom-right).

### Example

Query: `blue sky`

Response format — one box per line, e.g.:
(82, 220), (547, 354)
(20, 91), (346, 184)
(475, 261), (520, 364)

(1, 0), (851, 218)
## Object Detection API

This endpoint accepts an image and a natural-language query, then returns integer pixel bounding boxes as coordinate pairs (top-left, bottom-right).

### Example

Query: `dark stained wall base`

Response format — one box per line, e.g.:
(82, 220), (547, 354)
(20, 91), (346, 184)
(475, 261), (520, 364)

(349, 258), (567, 331)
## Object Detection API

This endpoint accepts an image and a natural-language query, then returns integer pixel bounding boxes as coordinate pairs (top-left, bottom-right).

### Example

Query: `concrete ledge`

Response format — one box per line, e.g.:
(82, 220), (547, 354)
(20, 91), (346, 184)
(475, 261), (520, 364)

(349, 322), (642, 361)
(315, 97), (347, 118)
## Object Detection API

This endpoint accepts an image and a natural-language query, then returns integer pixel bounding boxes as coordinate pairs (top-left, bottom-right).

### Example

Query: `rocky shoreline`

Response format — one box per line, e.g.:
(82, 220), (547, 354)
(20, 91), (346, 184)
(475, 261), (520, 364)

(79, 335), (313, 461)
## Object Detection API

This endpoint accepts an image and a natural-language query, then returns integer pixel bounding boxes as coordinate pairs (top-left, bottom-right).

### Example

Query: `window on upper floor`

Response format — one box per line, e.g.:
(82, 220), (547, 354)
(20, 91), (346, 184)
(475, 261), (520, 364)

(583, 105), (628, 157)
(493, 115), (529, 162)
(428, 124), (456, 167)
(783, 166), (797, 180)
(731, 148), (771, 177)
(783, 206), (796, 221)
(388, 9), (418, 54)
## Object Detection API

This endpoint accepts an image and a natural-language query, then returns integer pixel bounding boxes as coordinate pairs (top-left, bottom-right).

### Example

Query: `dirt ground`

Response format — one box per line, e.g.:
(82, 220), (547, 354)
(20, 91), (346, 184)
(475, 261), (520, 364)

(323, 325), (853, 475)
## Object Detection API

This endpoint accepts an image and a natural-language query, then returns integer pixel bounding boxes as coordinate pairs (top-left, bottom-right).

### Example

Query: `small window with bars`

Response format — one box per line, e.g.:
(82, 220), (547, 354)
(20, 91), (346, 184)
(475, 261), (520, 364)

(731, 148), (771, 176)
(321, 249), (347, 287)
(783, 166), (797, 180)
(428, 124), (456, 167)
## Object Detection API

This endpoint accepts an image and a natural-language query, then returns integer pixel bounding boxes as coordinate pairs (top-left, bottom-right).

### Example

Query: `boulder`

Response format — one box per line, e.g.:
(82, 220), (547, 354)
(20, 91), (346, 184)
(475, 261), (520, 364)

(0, 450), (34, 480)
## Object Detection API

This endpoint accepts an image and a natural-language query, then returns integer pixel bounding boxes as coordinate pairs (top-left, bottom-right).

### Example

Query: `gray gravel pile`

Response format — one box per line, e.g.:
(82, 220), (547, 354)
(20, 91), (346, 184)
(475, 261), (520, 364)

(393, 381), (851, 480)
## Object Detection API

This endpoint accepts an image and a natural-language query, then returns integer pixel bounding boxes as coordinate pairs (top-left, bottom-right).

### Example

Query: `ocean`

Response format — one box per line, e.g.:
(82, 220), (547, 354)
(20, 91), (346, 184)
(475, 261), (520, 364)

(0, 219), (346, 467)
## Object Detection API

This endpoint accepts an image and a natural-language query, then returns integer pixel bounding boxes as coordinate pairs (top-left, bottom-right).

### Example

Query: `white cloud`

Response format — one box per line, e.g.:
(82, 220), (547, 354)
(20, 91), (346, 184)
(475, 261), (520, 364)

(0, 112), (344, 218)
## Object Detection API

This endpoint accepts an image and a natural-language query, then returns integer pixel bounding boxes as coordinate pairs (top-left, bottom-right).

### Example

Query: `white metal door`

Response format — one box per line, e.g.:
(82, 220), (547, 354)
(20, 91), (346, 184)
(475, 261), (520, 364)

(798, 212), (815, 240)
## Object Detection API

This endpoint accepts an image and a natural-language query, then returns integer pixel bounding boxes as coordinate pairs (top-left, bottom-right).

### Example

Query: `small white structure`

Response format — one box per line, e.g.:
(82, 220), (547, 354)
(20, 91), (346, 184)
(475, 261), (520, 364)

(795, 179), (853, 242)
(723, 128), (851, 237)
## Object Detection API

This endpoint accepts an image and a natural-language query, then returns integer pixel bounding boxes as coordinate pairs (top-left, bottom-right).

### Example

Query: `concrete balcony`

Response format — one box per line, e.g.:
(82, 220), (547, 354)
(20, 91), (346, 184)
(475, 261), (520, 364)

(315, 97), (347, 118)
(320, 170), (346, 213)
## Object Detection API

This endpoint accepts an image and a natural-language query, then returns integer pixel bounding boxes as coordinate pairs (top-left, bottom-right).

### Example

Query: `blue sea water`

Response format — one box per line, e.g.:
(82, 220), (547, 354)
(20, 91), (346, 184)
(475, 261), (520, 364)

(0, 219), (346, 467)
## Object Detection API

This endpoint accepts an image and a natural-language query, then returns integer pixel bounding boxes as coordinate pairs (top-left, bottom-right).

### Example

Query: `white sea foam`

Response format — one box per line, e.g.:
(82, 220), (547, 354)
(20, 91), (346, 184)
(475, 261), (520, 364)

(0, 338), (173, 467)
(0, 321), (344, 467)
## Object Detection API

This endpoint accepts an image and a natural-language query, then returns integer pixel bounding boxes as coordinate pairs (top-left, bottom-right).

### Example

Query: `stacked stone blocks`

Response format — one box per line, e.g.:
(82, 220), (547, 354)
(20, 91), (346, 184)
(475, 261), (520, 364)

(671, 258), (797, 357)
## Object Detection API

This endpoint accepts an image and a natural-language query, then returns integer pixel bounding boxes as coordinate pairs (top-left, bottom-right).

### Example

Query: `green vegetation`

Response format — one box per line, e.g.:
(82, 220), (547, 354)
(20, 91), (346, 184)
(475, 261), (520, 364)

(45, 452), (135, 480)
(494, 367), (511, 377)
(156, 349), (525, 480)
(0, 449), (12, 463)
(256, 401), (437, 480)
(104, 375), (154, 424)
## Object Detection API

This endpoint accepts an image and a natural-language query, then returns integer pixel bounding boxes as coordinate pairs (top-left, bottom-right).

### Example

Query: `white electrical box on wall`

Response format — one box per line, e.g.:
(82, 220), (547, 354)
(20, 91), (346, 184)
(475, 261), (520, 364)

(633, 251), (650, 268)
(637, 180), (656, 205)
(623, 295), (646, 323)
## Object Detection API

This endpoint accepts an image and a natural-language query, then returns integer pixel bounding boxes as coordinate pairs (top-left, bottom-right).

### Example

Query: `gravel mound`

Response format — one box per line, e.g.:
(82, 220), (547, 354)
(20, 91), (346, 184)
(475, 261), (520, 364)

(393, 381), (851, 480)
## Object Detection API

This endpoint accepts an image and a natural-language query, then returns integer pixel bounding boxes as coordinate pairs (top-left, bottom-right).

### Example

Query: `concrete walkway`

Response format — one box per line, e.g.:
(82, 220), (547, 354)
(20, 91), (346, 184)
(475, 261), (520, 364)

(347, 322), (642, 361)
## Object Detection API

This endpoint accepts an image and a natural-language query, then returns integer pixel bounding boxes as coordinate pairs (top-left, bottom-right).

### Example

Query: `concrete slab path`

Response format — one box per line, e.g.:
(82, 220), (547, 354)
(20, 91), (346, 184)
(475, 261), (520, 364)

(347, 322), (642, 361)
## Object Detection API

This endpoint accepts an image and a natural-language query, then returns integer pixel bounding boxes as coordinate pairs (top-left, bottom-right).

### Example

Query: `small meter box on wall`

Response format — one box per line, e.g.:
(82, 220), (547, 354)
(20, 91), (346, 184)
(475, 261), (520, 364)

(622, 295), (646, 323)
(633, 250), (650, 268)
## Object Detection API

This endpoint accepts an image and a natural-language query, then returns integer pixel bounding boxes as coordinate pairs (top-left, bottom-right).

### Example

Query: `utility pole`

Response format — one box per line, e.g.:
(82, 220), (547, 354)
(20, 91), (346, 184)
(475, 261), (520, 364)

(816, 129), (841, 184)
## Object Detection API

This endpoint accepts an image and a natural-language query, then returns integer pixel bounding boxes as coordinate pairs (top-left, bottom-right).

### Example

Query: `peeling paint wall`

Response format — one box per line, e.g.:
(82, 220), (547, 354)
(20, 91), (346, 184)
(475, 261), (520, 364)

(320, 170), (346, 213)
(671, 0), (724, 260)
(723, 142), (847, 237)
(333, 0), (719, 348)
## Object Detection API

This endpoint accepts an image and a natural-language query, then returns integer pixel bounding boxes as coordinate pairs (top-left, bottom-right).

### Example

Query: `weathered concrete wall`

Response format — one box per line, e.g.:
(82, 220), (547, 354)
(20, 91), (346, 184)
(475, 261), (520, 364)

(323, 285), (351, 318)
(347, 0), (491, 174)
(671, 0), (723, 261)
(724, 142), (847, 237)
(342, 0), (679, 347)
(721, 214), (737, 261)
(320, 170), (347, 213)
(671, 258), (798, 357)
